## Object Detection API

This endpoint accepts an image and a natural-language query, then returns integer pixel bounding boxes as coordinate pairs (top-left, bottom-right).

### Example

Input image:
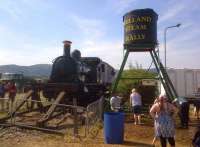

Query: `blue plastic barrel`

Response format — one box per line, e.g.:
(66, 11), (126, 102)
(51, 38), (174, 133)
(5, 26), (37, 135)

(104, 112), (124, 144)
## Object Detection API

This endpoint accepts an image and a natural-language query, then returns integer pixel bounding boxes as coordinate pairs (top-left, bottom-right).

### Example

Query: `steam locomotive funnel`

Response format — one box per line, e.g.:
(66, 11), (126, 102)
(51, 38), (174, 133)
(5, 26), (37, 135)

(63, 40), (72, 57)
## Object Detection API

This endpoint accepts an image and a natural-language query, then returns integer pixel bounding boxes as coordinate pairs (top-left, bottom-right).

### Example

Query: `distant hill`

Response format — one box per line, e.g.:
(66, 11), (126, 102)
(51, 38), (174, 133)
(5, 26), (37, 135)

(0, 64), (52, 77)
(0, 64), (157, 78)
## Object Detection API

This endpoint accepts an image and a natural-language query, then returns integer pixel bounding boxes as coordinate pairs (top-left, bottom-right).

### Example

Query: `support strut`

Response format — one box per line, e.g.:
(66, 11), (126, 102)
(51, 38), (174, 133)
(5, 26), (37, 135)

(37, 91), (66, 126)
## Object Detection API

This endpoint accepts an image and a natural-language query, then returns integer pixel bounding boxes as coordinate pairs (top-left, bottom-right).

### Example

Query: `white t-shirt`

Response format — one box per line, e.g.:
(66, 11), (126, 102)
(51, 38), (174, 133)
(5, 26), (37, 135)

(130, 92), (142, 106)
(110, 96), (121, 111)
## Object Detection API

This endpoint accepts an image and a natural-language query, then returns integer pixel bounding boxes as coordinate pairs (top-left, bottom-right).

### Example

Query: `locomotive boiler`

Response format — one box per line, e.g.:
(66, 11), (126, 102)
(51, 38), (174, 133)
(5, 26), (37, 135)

(42, 40), (116, 106)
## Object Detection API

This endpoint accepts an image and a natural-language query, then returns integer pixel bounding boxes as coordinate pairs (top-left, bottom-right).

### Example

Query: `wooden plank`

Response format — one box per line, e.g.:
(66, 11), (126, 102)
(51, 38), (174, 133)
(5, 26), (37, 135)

(37, 91), (65, 125)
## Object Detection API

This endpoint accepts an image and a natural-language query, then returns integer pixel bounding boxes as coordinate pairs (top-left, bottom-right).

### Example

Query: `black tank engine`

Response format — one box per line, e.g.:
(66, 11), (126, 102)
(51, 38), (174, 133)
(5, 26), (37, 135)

(42, 40), (115, 106)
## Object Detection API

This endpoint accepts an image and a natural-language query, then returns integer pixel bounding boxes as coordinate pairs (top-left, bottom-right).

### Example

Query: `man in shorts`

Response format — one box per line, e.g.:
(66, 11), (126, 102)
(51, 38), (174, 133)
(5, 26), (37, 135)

(130, 88), (142, 125)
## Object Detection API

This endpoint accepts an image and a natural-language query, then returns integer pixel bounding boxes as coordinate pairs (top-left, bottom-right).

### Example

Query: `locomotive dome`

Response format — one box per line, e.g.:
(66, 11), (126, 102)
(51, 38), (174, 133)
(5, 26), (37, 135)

(71, 50), (81, 61)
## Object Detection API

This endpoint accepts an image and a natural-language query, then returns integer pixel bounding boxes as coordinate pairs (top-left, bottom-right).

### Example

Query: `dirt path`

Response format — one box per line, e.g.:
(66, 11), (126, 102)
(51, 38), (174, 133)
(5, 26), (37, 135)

(0, 120), (197, 147)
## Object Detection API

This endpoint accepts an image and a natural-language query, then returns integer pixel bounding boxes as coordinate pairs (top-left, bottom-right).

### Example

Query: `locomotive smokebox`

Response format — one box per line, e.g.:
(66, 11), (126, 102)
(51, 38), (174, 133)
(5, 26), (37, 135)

(63, 40), (72, 57)
(123, 8), (158, 51)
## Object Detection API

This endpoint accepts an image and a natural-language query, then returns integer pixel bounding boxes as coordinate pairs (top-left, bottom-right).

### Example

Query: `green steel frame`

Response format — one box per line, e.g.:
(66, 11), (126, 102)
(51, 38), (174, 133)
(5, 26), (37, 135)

(112, 50), (129, 93)
(111, 49), (178, 100)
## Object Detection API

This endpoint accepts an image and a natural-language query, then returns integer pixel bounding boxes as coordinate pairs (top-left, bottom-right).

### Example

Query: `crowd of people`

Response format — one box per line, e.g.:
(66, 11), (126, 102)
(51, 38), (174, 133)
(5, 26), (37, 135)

(0, 81), (17, 111)
(110, 88), (200, 147)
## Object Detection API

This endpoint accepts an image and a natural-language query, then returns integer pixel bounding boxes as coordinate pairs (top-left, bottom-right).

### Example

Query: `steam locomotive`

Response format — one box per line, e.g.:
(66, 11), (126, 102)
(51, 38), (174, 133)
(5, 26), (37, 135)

(42, 40), (115, 106)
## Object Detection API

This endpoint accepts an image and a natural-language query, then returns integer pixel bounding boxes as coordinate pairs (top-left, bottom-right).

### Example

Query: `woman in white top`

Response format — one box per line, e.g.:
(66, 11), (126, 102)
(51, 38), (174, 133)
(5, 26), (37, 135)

(150, 95), (177, 147)
(130, 88), (142, 125)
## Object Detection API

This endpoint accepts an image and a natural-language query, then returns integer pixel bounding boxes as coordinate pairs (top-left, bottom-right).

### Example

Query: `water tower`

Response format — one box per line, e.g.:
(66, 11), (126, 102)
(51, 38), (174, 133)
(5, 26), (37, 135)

(112, 8), (178, 99)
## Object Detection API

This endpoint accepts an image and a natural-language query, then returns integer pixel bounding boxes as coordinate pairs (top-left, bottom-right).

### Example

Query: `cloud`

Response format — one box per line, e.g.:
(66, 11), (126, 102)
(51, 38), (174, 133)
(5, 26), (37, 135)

(79, 39), (153, 69)
(0, 43), (61, 66)
(106, 0), (137, 14)
(158, 28), (200, 69)
(0, 25), (20, 49)
(159, 4), (186, 23)
(0, 1), (24, 21)
(0, 0), (52, 22)
(158, 21), (200, 54)
(170, 31), (200, 47)
(0, 22), (61, 65)
(158, 0), (200, 25)
(80, 40), (124, 68)
(166, 47), (200, 69)
(69, 14), (106, 40)
(67, 14), (126, 68)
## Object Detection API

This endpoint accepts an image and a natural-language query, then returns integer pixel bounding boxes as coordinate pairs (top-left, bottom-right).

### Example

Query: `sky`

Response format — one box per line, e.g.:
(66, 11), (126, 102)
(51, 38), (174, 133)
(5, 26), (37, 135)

(0, 0), (200, 69)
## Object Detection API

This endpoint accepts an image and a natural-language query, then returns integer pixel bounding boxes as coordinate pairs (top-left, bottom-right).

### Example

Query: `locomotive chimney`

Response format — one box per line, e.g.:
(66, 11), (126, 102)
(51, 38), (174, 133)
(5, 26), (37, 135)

(63, 40), (72, 57)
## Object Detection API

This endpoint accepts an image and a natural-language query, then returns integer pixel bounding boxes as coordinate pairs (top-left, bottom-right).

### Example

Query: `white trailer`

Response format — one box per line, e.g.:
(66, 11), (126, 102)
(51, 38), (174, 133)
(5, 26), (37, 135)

(165, 69), (200, 97)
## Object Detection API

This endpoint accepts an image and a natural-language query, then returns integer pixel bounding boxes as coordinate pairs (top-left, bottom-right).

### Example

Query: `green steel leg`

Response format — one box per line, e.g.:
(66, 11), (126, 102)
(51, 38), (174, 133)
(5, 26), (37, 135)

(152, 50), (174, 99)
(152, 50), (173, 98)
(157, 58), (178, 98)
(112, 50), (129, 93)
(152, 50), (178, 98)
(150, 50), (173, 99)
(150, 51), (168, 96)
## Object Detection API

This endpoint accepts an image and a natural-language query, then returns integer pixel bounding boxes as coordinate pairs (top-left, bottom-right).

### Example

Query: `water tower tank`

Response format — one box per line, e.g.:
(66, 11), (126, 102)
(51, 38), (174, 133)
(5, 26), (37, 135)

(123, 8), (158, 51)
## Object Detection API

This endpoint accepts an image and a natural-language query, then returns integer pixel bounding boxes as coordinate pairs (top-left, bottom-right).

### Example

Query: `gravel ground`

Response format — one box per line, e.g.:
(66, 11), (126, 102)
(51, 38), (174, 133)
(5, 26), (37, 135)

(0, 120), (197, 147)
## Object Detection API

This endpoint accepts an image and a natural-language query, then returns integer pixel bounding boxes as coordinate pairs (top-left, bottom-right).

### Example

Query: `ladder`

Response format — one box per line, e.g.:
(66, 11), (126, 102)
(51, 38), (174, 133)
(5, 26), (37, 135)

(150, 49), (178, 100)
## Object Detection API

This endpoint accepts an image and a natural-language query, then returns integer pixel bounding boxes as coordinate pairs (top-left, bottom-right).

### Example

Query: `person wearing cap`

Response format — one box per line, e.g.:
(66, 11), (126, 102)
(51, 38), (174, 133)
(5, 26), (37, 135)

(130, 88), (142, 125)
(150, 94), (177, 147)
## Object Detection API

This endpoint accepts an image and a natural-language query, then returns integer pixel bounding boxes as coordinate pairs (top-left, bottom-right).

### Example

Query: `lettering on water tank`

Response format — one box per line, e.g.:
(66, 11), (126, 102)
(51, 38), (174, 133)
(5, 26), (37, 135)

(124, 15), (154, 44)
(125, 34), (145, 42)
(124, 16), (152, 25)
(125, 24), (147, 32)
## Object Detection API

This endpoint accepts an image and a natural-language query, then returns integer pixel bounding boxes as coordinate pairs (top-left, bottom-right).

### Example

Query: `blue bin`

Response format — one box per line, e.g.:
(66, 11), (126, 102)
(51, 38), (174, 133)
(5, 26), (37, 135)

(104, 112), (124, 144)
